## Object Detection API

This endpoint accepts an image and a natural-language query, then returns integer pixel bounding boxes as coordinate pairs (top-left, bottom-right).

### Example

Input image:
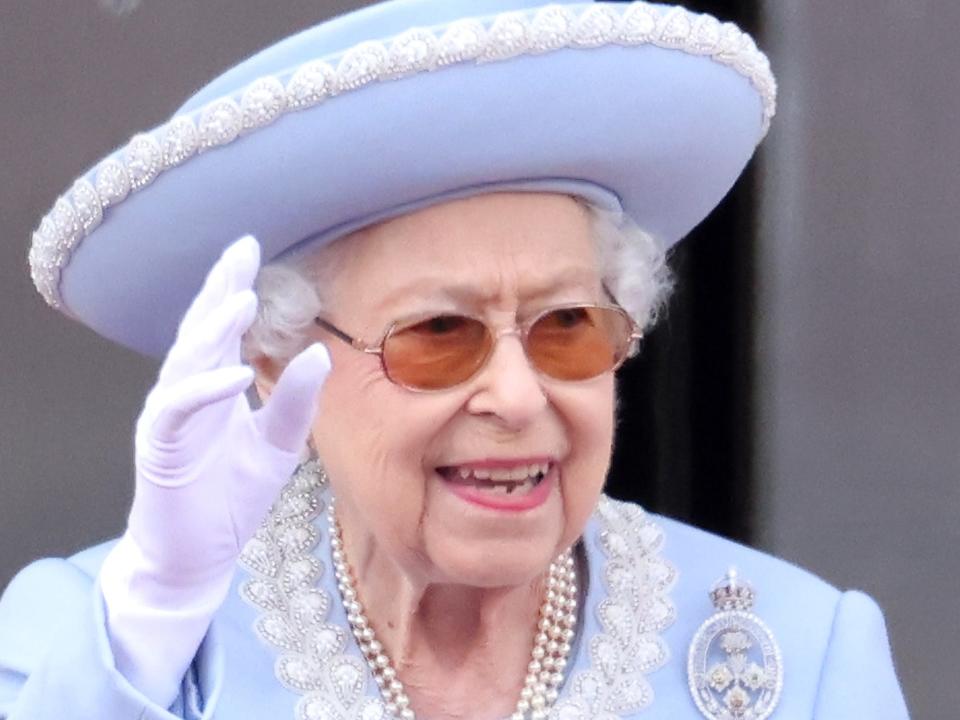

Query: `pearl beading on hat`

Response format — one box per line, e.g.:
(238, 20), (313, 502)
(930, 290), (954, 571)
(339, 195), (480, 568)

(28, 2), (776, 311)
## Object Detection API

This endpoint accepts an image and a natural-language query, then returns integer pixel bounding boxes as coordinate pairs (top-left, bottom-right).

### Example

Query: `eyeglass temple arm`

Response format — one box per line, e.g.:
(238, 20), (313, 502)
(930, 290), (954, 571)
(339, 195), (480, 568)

(314, 316), (352, 343)
(314, 317), (384, 354)
(601, 283), (644, 342)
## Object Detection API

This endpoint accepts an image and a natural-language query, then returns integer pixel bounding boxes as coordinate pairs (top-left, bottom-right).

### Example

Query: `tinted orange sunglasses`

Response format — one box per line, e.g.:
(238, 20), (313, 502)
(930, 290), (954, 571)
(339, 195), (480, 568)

(314, 303), (642, 392)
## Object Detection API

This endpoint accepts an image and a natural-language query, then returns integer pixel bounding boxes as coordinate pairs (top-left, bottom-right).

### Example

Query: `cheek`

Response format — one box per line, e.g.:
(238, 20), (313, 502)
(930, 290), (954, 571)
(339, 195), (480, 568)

(556, 380), (616, 545)
(310, 357), (460, 554)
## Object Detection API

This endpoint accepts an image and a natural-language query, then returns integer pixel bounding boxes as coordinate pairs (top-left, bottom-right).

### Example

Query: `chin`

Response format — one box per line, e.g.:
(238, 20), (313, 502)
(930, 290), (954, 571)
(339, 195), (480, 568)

(425, 534), (564, 589)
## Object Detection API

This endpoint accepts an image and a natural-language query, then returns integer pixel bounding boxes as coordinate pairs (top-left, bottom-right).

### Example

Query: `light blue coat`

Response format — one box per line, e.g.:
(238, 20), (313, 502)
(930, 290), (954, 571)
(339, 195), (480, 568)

(0, 496), (909, 719)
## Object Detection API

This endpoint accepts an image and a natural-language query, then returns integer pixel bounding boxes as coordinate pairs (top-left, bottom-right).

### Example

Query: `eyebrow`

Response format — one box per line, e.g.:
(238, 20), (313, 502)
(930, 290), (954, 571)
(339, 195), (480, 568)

(371, 266), (603, 313)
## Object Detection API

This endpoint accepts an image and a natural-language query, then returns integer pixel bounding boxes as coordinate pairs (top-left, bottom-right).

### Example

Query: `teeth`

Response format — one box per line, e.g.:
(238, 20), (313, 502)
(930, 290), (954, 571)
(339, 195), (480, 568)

(509, 466), (529, 481)
(445, 462), (551, 487)
(508, 477), (536, 494)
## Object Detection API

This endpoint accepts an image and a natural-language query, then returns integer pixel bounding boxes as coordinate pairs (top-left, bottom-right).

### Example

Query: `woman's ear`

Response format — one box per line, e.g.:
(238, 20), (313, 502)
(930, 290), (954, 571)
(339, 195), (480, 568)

(249, 354), (281, 403)
(249, 352), (318, 461)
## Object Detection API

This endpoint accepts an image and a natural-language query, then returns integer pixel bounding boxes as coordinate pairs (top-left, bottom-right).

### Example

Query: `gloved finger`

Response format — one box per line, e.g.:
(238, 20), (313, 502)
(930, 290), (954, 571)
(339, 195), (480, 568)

(191, 289), (257, 370)
(174, 249), (230, 345)
(159, 290), (257, 385)
(254, 343), (331, 453)
(214, 236), (263, 368)
(176, 236), (260, 342)
(148, 365), (254, 444)
(221, 235), (261, 298)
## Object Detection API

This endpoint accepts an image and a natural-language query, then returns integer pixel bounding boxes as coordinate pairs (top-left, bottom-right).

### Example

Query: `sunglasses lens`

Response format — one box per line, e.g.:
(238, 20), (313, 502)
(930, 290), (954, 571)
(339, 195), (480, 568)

(380, 306), (634, 391)
(527, 306), (633, 381)
(382, 315), (492, 390)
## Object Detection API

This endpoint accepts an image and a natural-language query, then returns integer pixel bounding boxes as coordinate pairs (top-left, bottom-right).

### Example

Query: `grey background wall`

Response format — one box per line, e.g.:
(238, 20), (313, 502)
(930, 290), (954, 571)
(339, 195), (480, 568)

(757, 3), (959, 716)
(0, 1), (955, 717)
(0, 0), (368, 584)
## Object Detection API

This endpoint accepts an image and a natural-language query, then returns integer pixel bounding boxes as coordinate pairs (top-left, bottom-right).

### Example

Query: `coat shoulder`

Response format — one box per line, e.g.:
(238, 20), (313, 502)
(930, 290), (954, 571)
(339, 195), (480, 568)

(598, 500), (907, 718)
(67, 539), (118, 577)
(648, 509), (844, 660)
(654, 511), (841, 604)
(595, 497), (842, 609)
(0, 540), (117, 672)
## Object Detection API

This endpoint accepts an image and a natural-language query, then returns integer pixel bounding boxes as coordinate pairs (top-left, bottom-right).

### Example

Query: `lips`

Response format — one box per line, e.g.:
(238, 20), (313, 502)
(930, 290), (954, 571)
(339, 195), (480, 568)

(435, 459), (556, 511)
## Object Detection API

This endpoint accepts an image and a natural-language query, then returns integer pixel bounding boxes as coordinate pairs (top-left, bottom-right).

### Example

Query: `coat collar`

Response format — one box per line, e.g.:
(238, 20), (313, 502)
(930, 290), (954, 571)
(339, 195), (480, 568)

(238, 461), (677, 719)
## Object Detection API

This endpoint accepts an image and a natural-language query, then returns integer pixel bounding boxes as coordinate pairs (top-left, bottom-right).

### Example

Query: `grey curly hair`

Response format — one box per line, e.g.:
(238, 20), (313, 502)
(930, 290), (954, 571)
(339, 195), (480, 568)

(242, 200), (673, 364)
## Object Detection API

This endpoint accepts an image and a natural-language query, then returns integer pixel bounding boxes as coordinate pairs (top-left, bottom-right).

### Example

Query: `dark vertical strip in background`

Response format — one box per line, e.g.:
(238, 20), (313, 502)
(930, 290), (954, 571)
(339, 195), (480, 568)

(603, 0), (760, 544)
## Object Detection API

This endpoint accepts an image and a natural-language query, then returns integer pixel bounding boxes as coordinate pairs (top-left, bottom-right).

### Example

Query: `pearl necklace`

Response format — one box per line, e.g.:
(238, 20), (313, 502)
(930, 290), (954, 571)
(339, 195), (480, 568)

(327, 501), (578, 720)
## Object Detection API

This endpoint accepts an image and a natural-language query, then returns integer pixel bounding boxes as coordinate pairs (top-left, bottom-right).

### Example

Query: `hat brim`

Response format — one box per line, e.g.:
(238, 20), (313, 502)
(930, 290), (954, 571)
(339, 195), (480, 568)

(32, 0), (775, 357)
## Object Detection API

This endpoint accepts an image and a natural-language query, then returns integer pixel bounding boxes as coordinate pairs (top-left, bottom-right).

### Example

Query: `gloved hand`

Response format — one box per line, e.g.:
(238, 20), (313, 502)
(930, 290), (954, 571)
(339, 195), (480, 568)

(98, 236), (331, 707)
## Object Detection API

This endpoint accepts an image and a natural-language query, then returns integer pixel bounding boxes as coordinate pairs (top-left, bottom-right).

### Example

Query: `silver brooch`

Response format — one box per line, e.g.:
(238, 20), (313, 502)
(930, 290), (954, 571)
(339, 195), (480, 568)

(687, 568), (783, 720)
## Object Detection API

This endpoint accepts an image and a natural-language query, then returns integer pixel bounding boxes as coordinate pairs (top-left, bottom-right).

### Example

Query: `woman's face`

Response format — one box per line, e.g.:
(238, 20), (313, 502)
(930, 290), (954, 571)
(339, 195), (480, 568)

(310, 192), (615, 588)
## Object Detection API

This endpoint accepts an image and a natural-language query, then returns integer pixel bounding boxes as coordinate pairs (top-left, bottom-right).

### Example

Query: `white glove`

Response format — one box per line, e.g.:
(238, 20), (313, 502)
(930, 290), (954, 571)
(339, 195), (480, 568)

(98, 236), (331, 706)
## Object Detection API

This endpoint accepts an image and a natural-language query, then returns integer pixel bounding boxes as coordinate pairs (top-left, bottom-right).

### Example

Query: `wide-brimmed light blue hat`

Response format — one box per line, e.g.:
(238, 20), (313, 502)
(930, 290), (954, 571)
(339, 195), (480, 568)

(29, 0), (775, 357)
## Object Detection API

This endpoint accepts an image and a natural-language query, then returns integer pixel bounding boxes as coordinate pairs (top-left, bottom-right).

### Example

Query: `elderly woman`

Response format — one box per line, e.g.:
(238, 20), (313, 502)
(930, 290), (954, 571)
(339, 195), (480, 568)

(0, 1), (908, 719)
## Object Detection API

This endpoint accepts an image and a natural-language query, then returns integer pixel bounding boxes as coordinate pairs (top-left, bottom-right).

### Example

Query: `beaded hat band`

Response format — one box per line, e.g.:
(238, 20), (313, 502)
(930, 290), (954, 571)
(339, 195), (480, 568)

(28, 0), (775, 356)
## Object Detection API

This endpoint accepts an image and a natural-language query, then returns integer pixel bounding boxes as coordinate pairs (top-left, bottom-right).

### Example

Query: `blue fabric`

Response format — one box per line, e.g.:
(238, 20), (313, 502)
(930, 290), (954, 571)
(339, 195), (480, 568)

(0, 552), (223, 720)
(0, 507), (909, 719)
(54, 0), (768, 356)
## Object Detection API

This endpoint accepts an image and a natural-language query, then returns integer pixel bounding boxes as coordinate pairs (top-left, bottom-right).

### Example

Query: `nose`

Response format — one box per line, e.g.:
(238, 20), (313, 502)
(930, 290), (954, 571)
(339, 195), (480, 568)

(465, 332), (548, 428)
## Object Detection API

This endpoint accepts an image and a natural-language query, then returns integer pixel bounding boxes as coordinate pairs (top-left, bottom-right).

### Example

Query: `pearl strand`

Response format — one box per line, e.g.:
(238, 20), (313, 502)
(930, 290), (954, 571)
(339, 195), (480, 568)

(327, 501), (578, 720)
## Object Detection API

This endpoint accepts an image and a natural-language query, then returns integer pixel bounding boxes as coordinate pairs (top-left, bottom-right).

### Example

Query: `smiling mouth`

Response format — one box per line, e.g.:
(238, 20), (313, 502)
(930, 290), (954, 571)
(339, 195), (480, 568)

(436, 462), (551, 496)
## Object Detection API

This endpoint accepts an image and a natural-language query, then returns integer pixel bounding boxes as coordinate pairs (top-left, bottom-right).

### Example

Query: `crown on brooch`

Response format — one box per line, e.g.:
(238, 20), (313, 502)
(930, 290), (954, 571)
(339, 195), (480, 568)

(709, 567), (756, 611)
